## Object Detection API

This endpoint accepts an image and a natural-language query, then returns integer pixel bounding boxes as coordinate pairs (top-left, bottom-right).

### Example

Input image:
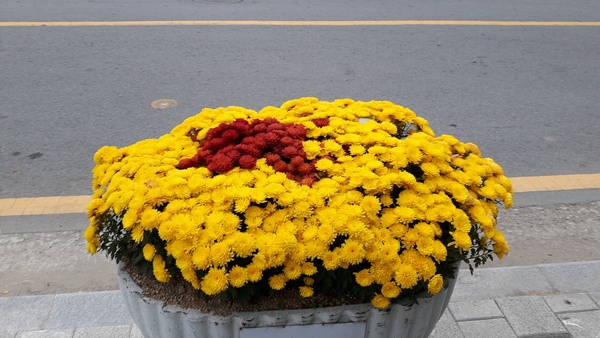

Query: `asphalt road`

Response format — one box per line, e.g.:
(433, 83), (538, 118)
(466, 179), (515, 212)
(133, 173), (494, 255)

(1, 0), (600, 199)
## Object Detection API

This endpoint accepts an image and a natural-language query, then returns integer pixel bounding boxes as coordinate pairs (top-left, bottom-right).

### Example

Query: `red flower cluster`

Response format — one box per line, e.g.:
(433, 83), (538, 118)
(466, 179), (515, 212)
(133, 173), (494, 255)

(178, 118), (329, 185)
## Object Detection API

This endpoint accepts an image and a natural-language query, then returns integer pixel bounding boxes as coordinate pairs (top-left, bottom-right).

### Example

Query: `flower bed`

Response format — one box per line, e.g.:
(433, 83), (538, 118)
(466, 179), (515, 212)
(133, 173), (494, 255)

(85, 97), (511, 309)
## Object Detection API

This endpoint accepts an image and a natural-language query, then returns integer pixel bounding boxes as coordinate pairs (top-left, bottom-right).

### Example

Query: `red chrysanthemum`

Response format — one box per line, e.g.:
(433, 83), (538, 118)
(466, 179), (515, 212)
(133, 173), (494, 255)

(290, 156), (305, 167)
(207, 153), (235, 173)
(312, 118), (329, 127)
(179, 118), (325, 185)
(238, 155), (257, 169)
(273, 160), (289, 173)
(297, 163), (314, 175)
(265, 153), (281, 165)
(282, 146), (298, 159)
(222, 129), (240, 142)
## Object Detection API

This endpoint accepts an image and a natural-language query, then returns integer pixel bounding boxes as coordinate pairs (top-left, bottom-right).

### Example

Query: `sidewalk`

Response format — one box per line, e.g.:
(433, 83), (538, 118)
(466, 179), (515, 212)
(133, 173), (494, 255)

(2, 261), (600, 338)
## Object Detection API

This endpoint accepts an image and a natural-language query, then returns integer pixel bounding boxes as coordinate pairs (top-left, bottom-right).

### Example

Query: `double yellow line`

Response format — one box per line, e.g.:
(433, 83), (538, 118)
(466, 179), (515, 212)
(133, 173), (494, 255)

(0, 173), (598, 217)
(1, 20), (600, 27)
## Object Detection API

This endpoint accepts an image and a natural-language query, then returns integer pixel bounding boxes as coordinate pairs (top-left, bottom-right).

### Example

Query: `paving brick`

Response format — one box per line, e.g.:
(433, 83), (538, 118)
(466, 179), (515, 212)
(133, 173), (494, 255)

(544, 293), (599, 313)
(539, 261), (600, 294)
(429, 310), (464, 338)
(451, 266), (554, 302)
(558, 310), (600, 338)
(129, 325), (143, 338)
(45, 292), (133, 329)
(496, 296), (570, 338)
(449, 299), (504, 321)
(457, 318), (517, 338)
(16, 329), (73, 338)
(0, 295), (55, 331)
(73, 326), (131, 338)
(588, 292), (600, 307)
(0, 331), (18, 338)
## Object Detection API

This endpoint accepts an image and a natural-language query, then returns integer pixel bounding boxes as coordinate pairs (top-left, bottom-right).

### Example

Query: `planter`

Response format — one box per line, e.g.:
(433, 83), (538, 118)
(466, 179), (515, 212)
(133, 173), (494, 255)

(117, 263), (459, 338)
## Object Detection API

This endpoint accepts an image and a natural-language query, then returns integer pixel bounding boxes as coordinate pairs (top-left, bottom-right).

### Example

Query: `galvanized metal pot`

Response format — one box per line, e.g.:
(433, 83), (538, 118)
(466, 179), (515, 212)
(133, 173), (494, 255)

(118, 263), (458, 338)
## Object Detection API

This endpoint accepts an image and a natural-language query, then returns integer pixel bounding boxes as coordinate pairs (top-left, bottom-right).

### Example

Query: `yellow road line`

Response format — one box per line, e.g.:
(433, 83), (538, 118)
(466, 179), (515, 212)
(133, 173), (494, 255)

(0, 173), (598, 216)
(510, 173), (600, 193)
(1, 20), (600, 27)
(0, 195), (91, 217)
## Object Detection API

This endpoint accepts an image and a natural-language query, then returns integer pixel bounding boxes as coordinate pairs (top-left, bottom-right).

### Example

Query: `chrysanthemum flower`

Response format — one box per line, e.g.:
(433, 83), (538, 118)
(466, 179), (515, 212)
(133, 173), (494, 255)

(200, 267), (229, 295)
(427, 274), (444, 294)
(371, 294), (391, 309)
(268, 274), (287, 290)
(394, 263), (418, 289)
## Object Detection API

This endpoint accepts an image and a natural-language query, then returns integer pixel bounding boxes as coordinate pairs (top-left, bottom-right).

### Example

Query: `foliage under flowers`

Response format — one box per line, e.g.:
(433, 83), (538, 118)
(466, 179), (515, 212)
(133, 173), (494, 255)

(85, 97), (512, 309)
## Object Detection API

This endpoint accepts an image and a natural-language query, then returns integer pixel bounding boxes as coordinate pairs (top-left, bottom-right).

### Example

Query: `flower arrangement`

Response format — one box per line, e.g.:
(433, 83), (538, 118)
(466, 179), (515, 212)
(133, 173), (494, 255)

(85, 97), (511, 309)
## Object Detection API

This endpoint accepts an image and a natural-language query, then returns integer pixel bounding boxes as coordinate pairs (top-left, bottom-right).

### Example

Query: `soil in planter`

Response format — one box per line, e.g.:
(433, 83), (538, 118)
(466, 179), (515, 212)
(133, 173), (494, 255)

(123, 263), (364, 317)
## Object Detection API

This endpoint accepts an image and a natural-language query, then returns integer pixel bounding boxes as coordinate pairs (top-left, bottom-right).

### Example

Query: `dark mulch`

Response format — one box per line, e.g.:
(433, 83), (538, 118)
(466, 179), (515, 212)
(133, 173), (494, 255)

(123, 264), (364, 317)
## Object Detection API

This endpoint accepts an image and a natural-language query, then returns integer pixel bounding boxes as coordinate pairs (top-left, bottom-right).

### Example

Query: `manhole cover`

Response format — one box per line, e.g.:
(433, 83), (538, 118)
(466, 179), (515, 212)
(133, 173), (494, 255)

(151, 99), (178, 109)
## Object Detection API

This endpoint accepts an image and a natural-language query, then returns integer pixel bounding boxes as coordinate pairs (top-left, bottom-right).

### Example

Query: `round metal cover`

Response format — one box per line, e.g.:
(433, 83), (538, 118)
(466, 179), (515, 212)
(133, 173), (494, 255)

(151, 99), (178, 109)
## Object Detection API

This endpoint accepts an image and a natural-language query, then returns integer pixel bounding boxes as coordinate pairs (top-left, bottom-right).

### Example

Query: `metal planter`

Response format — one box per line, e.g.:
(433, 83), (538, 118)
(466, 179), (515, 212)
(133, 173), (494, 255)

(118, 263), (458, 338)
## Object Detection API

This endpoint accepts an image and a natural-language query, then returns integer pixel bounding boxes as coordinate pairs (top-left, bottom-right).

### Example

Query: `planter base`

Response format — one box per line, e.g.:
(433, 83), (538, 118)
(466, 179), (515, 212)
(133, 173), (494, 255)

(118, 263), (458, 338)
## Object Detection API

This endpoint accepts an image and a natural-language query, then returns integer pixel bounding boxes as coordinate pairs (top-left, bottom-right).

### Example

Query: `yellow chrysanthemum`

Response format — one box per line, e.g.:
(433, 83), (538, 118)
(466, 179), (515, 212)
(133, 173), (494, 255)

(142, 244), (156, 261)
(83, 225), (98, 243)
(283, 260), (302, 280)
(191, 246), (210, 270)
(360, 195), (381, 216)
(349, 144), (366, 155)
(210, 241), (233, 267)
(268, 274), (287, 290)
(492, 230), (510, 259)
(371, 294), (391, 309)
(416, 237), (435, 256)
(394, 263), (418, 289)
(200, 267), (228, 295)
(246, 263), (263, 282)
(301, 262), (318, 276)
(152, 255), (171, 283)
(340, 239), (365, 265)
(427, 274), (444, 294)
(228, 266), (248, 288)
(299, 286), (314, 298)
(229, 232), (255, 258)
(303, 140), (323, 159)
(381, 282), (401, 299)
(450, 231), (473, 251)
(431, 240), (448, 262)
(321, 250), (341, 270)
(354, 269), (374, 287)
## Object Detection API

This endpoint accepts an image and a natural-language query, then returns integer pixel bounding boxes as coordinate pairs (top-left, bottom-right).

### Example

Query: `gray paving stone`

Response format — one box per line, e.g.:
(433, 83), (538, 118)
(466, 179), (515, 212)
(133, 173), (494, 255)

(588, 292), (600, 307)
(449, 299), (504, 321)
(0, 295), (55, 331)
(544, 293), (599, 313)
(16, 329), (73, 338)
(539, 261), (600, 294)
(452, 266), (554, 302)
(496, 296), (570, 338)
(457, 318), (517, 338)
(45, 292), (133, 329)
(73, 326), (131, 338)
(129, 325), (143, 338)
(0, 331), (18, 338)
(429, 310), (464, 338)
(558, 310), (600, 338)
